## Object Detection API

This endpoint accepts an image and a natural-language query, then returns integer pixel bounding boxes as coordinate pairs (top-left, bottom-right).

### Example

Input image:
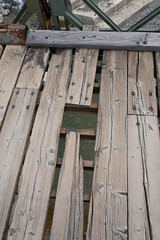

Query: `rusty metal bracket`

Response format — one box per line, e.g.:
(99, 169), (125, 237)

(0, 24), (28, 45)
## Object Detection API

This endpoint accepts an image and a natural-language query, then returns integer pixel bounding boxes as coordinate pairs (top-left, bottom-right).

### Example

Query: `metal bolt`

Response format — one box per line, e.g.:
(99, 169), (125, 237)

(26, 105), (30, 110)
(143, 40), (148, 45)
(132, 106), (136, 110)
(149, 106), (153, 112)
(70, 96), (73, 100)
(131, 91), (135, 96)
(31, 92), (34, 95)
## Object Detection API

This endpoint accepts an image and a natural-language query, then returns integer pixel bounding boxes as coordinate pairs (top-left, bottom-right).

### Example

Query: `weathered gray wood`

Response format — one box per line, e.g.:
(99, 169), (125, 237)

(0, 46), (27, 128)
(128, 115), (160, 240)
(67, 26), (99, 106)
(87, 51), (128, 240)
(0, 88), (38, 239)
(155, 52), (160, 113)
(50, 132), (83, 240)
(27, 30), (160, 51)
(0, 45), (3, 58)
(8, 49), (72, 240)
(128, 51), (157, 116)
(16, 48), (50, 89)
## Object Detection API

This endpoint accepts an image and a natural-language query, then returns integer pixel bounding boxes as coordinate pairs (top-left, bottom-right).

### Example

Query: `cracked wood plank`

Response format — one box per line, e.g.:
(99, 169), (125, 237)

(0, 88), (38, 239)
(128, 115), (160, 240)
(155, 52), (160, 113)
(87, 51), (128, 240)
(8, 49), (72, 240)
(0, 45), (3, 58)
(27, 30), (160, 51)
(50, 132), (83, 240)
(16, 48), (50, 89)
(128, 51), (157, 116)
(67, 26), (99, 106)
(0, 46), (27, 129)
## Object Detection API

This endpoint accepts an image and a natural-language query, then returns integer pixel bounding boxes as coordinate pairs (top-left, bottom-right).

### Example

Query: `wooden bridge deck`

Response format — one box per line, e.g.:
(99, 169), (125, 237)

(0, 44), (160, 240)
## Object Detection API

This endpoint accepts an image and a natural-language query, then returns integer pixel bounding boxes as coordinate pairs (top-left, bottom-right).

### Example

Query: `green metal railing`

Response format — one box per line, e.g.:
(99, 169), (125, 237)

(14, 0), (160, 32)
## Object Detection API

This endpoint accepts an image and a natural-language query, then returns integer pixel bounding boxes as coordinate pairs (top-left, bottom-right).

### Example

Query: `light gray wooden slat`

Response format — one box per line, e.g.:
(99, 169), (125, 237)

(50, 132), (83, 240)
(0, 88), (38, 239)
(128, 115), (160, 240)
(27, 30), (160, 51)
(155, 52), (160, 113)
(8, 49), (72, 240)
(0, 46), (27, 129)
(16, 48), (50, 89)
(87, 51), (128, 240)
(67, 25), (99, 106)
(128, 51), (157, 116)
(0, 45), (3, 58)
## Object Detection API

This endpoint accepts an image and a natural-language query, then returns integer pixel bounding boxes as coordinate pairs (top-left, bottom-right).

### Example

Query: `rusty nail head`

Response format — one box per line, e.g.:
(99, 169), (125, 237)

(149, 92), (152, 96)
(26, 105), (30, 110)
(132, 106), (136, 110)
(31, 92), (34, 95)
(131, 91), (135, 96)
(70, 96), (73, 100)
(149, 106), (153, 112)
(12, 105), (15, 109)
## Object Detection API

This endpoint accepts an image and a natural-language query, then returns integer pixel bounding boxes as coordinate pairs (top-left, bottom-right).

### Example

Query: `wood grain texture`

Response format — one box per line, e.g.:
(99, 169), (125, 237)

(16, 48), (50, 89)
(0, 46), (27, 128)
(0, 45), (3, 58)
(87, 51), (128, 240)
(0, 88), (38, 239)
(27, 30), (160, 51)
(128, 51), (157, 116)
(128, 115), (160, 240)
(50, 132), (83, 240)
(67, 26), (99, 106)
(155, 52), (160, 113)
(8, 49), (72, 240)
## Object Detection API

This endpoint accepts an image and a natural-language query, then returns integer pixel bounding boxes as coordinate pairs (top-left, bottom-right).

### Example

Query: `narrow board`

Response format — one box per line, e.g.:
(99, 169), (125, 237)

(27, 30), (160, 51)
(67, 26), (99, 106)
(87, 51), (128, 239)
(128, 115), (160, 239)
(0, 45), (3, 58)
(16, 48), (50, 89)
(155, 52), (160, 113)
(128, 51), (157, 116)
(0, 46), (26, 128)
(8, 49), (72, 240)
(0, 88), (38, 239)
(50, 132), (83, 240)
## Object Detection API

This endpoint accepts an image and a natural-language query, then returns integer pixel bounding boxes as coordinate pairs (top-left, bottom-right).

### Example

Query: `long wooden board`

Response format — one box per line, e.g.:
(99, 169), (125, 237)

(155, 52), (160, 113)
(128, 115), (160, 239)
(87, 51), (128, 239)
(27, 30), (160, 51)
(0, 46), (26, 129)
(128, 51), (157, 116)
(0, 88), (38, 239)
(8, 49), (72, 240)
(50, 132), (83, 240)
(67, 26), (99, 106)
(16, 48), (50, 89)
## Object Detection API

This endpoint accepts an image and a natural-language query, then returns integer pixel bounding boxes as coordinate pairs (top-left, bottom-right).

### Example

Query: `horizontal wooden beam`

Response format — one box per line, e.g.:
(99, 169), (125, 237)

(60, 128), (96, 140)
(27, 30), (160, 51)
(51, 190), (90, 202)
(0, 24), (27, 45)
(57, 158), (94, 170)
(65, 102), (98, 112)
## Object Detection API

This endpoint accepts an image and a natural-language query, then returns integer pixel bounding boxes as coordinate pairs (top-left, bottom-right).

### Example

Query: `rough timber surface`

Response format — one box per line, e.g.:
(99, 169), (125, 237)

(0, 46), (26, 128)
(27, 30), (160, 51)
(0, 45), (3, 57)
(128, 51), (157, 116)
(67, 25), (99, 106)
(51, 132), (83, 240)
(155, 52), (160, 113)
(8, 49), (72, 240)
(87, 51), (128, 239)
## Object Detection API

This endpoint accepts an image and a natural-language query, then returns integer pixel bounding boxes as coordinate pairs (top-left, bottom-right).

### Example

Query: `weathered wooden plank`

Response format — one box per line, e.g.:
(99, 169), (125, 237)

(155, 52), (160, 113)
(0, 46), (27, 128)
(0, 45), (3, 58)
(50, 132), (83, 240)
(16, 48), (50, 89)
(8, 49), (72, 240)
(60, 128), (96, 140)
(87, 51), (128, 240)
(67, 26), (99, 106)
(0, 88), (38, 239)
(0, 24), (27, 45)
(57, 157), (94, 169)
(128, 51), (157, 116)
(65, 102), (98, 112)
(27, 30), (160, 51)
(128, 115), (160, 239)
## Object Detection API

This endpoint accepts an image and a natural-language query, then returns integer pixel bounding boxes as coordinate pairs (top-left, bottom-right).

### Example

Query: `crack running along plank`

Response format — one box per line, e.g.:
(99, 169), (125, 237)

(50, 132), (83, 240)
(128, 116), (160, 239)
(128, 51), (157, 116)
(67, 26), (99, 106)
(87, 51), (128, 240)
(0, 47), (49, 239)
(8, 49), (72, 240)
(0, 46), (26, 129)
(27, 30), (160, 51)
(155, 52), (160, 113)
